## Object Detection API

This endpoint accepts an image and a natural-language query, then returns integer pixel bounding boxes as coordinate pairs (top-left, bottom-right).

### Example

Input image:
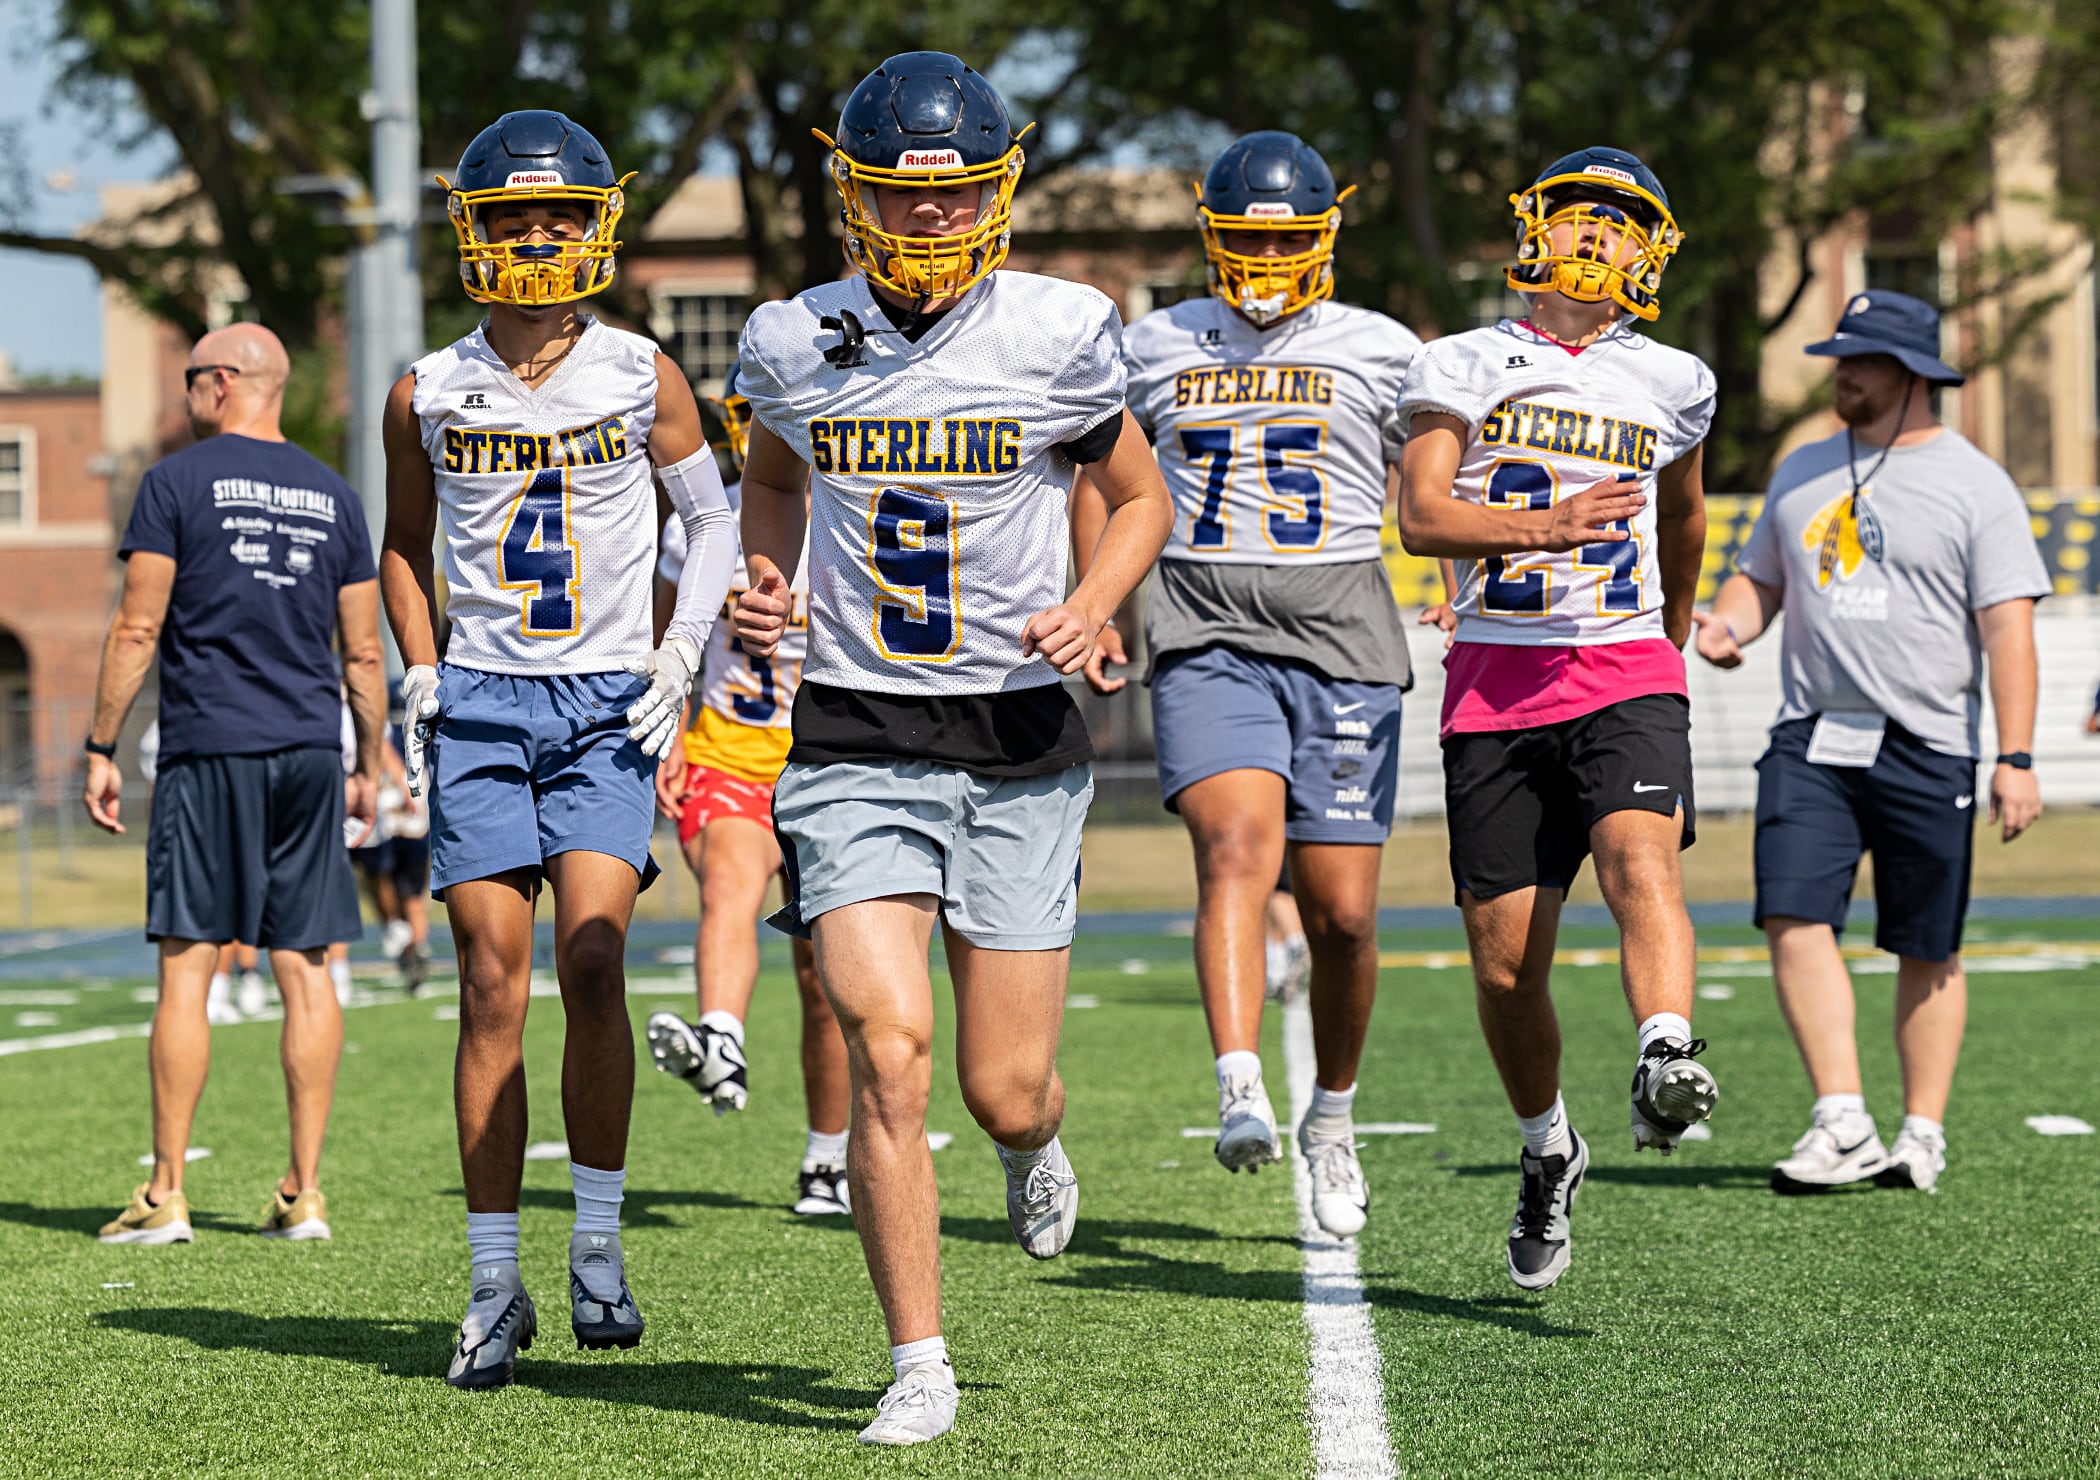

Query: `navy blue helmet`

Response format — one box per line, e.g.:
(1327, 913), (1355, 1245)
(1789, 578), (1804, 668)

(1507, 146), (1683, 320)
(1197, 132), (1353, 323)
(441, 110), (631, 306)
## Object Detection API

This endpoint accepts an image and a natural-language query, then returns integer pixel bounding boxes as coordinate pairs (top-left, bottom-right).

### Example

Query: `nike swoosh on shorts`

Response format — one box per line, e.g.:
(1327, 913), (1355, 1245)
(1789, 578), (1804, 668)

(1632, 782), (1670, 793)
(1332, 701), (1367, 715)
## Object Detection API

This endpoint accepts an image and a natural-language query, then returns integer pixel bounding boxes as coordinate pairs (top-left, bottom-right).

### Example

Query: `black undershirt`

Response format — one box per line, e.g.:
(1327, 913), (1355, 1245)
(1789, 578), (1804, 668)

(787, 289), (1118, 777)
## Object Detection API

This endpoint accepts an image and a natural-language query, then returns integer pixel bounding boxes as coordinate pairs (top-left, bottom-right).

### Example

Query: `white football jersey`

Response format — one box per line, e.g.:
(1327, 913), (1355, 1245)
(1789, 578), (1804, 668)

(737, 271), (1125, 695)
(658, 493), (809, 730)
(1396, 319), (1716, 645)
(1125, 298), (1420, 564)
(410, 317), (661, 674)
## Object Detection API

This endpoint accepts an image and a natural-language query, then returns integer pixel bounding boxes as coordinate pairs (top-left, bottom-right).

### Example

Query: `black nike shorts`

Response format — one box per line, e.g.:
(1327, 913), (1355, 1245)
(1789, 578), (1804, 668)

(1442, 693), (1695, 903)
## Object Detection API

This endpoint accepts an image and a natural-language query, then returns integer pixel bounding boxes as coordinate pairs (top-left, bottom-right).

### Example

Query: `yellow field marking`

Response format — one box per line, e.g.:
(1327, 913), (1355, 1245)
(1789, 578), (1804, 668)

(1377, 940), (2100, 970)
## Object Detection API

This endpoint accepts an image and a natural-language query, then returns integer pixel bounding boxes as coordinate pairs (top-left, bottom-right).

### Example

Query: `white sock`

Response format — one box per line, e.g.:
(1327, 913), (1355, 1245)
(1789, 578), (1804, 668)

(891, 1335), (950, 1380)
(329, 957), (353, 1001)
(207, 972), (232, 1006)
(1637, 1012), (1693, 1054)
(698, 1009), (745, 1046)
(466, 1211), (520, 1271)
(1902, 1114), (1944, 1141)
(1215, 1050), (1262, 1087)
(1813, 1093), (1868, 1124)
(996, 1137), (1053, 1172)
(807, 1127), (848, 1166)
(1518, 1095), (1575, 1158)
(1304, 1083), (1356, 1143)
(570, 1162), (625, 1237)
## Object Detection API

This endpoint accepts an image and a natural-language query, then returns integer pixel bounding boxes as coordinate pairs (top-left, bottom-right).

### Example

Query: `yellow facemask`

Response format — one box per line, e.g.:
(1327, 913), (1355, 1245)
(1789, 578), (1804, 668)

(815, 128), (1025, 303)
(1506, 175), (1683, 321)
(705, 392), (751, 476)
(439, 172), (635, 307)
(1198, 185), (1354, 326)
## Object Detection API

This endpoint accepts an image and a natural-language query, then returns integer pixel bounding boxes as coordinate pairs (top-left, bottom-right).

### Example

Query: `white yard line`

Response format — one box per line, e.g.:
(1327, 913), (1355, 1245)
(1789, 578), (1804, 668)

(1283, 995), (1397, 1480)
(0, 1022), (152, 1058)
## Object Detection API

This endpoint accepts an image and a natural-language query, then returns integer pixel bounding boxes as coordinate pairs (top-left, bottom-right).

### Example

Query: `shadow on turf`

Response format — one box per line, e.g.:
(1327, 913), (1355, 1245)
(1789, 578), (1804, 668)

(0, 1201), (251, 1238)
(92, 1308), (880, 1429)
(1442, 1162), (1772, 1190)
(435, 1186), (767, 1227)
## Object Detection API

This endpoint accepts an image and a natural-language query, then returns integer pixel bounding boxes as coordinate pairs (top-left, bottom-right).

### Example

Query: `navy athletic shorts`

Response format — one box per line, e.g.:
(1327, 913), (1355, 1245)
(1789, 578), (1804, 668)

(1753, 717), (1976, 962)
(1150, 645), (1401, 845)
(146, 745), (364, 951)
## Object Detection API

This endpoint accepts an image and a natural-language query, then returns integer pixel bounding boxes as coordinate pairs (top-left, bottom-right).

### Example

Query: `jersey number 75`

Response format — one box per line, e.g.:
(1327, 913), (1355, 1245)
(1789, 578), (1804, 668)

(1179, 422), (1328, 553)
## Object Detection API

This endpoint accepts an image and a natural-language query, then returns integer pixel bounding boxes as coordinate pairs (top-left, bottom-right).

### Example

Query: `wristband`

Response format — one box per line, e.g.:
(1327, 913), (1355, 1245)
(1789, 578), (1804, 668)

(83, 736), (117, 758)
(1996, 751), (2033, 771)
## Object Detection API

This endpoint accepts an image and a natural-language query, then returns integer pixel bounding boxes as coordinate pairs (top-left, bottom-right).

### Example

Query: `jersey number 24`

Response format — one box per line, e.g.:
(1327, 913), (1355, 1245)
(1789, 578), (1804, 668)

(1479, 461), (1641, 617)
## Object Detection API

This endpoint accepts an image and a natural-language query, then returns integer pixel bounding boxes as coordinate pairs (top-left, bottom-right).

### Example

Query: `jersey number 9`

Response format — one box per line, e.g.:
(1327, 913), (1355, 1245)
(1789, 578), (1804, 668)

(870, 486), (959, 661)
(499, 469), (580, 636)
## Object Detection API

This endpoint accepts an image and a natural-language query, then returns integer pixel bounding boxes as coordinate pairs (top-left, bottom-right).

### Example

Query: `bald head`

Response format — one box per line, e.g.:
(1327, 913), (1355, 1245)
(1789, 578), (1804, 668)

(185, 322), (291, 441)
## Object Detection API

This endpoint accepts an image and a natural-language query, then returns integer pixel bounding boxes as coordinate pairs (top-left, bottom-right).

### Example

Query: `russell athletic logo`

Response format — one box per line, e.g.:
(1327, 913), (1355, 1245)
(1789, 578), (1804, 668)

(895, 149), (964, 170)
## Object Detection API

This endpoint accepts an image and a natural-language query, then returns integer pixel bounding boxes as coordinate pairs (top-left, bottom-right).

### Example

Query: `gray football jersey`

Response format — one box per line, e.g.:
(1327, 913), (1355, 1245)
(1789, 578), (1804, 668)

(1125, 297), (1421, 564)
(737, 271), (1126, 695)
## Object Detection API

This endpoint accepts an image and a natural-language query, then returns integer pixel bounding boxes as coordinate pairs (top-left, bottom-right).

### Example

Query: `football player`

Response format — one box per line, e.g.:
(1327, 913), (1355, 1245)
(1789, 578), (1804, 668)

(732, 53), (1172, 1445)
(379, 110), (737, 1389)
(1395, 146), (1718, 1290)
(1074, 132), (1422, 1238)
(644, 368), (853, 1218)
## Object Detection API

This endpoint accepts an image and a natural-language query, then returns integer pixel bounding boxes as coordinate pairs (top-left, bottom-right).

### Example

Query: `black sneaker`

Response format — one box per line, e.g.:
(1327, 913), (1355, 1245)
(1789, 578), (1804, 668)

(1507, 1129), (1588, 1291)
(793, 1160), (851, 1216)
(1630, 1037), (1718, 1154)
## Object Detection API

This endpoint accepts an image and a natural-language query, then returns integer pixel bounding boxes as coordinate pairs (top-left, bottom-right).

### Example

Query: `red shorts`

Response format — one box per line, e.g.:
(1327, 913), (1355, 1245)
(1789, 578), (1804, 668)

(674, 765), (777, 846)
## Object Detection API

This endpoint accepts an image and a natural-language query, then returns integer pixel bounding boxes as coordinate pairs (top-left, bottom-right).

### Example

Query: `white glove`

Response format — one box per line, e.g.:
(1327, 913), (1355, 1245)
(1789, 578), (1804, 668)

(624, 636), (701, 760)
(402, 664), (441, 799)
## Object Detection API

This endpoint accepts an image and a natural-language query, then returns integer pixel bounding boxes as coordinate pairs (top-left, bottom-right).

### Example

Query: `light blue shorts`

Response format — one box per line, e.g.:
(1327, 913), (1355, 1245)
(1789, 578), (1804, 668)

(769, 758), (1092, 950)
(427, 664), (661, 896)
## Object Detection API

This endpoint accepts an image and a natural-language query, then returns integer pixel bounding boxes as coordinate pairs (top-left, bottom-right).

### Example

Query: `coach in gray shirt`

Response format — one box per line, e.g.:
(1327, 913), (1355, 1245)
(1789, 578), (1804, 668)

(1692, 290), (2046, 1198)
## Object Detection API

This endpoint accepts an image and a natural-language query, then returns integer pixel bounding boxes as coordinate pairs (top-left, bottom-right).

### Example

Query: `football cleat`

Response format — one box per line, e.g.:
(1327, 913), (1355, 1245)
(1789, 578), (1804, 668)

(97, 1184), (193, 1245)
(1875, 1124), (1946, 1194)
(998, 1137), (1078, 1260)
(645, 1012), (748, 1114)
(447, 1264), (536, 1390)
(793, 1160), (852, 1217)
(1630, 1037), (1718, 1153)
(258, 1187), (331, 1240)
(1298, 1123), (1369, 1239)
(1507, 1129), (1588, 1291)
(1771, 1113), (1887, 1195)
(569, 1232), (644, 1349)
(1215, 1069), (1284, 1173)
(858, 1362), (960, 1446)
(1265, 934), (1311, 1002)
(236, 970), (271, 1018)
(400, 941), (430, 996)
(206, 977), (242, 1026)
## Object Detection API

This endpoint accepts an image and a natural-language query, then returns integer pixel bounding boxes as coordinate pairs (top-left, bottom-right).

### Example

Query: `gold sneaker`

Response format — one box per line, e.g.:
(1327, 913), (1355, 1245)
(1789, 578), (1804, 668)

(98, 1184), (193, 1245)
(259, 1187), (331, 1241)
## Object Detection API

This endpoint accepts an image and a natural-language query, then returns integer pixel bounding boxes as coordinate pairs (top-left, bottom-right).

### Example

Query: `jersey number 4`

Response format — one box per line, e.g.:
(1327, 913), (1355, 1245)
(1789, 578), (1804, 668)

(499, 469), (581, 636)
(1479, 461), (1641, 617)
(1180, 422), (1328, 553)
(870, 487), (960, 661)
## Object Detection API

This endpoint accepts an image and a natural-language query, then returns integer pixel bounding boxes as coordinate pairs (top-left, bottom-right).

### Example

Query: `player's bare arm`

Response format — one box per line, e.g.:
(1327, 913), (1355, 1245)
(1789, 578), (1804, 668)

(1691, 572), (1781, 668)
(1068, 470), (1130, 693)
(82, 549), (177, 834)
(380, 372), (442, 671)
(1398, 413), (1645, 557)
(647, 351), (708, 466)
(336, 577), (388, 828)
(731, 419), (809, 660)
(1978, 596), (2041, 840)
(1026, 411), (1172, 675)
(1653, 442), (1707, 648)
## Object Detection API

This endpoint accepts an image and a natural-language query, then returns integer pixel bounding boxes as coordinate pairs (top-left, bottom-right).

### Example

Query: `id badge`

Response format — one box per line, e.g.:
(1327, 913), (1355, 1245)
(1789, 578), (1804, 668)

(1806, 712), (1886, 768)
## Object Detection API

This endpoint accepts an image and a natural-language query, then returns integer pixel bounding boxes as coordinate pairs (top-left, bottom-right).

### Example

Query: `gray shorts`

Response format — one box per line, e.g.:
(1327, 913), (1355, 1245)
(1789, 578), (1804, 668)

(769, 758), (1093, 950)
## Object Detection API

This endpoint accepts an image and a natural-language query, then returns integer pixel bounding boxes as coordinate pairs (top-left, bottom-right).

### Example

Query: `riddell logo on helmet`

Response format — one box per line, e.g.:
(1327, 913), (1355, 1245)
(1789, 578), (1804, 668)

(1243, 202), (1294, 220)
(896, 149), (964, 170)
(1583, 164), (1638, 185)
(506, 170), (566, 187)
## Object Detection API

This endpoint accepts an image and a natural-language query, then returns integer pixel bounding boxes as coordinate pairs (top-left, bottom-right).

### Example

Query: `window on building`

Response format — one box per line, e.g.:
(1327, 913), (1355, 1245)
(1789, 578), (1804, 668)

(661, 293), (751, 390)
(1864, 247), (1941, 306)
(0, 440), (24, 525)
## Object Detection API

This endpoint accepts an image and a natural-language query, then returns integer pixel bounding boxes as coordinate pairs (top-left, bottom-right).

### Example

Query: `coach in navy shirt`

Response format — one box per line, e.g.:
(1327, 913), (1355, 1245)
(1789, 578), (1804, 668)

(84, 323), (388, 1247)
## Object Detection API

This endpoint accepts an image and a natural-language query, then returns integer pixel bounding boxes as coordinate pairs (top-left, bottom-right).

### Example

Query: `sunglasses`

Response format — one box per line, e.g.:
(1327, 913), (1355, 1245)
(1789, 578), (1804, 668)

(184, 364), (242, 390)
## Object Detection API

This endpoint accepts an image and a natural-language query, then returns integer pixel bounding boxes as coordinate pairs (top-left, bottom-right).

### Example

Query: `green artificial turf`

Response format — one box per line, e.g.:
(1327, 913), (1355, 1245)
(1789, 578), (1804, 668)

(2, 924), (2097, 1477)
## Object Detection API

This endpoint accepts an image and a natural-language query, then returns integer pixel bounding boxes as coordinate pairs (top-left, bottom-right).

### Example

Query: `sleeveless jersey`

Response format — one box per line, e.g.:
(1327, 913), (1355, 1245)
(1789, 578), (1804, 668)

(410, 317), (661, 674)
(1125, 297), (1421, 564)
(1396, 319), (1716, 646)
(736, 271), (1125, 696)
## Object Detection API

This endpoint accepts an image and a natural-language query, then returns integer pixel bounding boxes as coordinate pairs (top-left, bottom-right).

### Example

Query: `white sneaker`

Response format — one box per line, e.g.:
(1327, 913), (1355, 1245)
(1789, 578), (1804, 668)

(206, 985), (242, 1026)
(236, 970), (271, 1018)
(998, 1137), (1078, 1259)
(380, 918), (414, 961)
(1771, 1112), (1887, 1194)
(1214, 1070), (1283, 1174)
(1876, 1124), (1946, 1193)
(857, 1362), (959, 1446)
(1298, 1122), (1369, 1238)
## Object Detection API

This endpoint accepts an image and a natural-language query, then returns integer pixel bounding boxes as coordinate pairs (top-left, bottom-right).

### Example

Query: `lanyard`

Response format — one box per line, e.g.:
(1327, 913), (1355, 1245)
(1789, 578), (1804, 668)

(1821, 376), (1915, 583)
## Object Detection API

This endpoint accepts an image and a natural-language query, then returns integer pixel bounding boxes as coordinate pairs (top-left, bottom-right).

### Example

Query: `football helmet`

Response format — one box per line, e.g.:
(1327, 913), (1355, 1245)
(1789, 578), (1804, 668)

(1506, 146), (1683, 321)
(1198, 132), (1354, 326)
(704, 362), (751, 476)
(439, 111), (633, 308)
(816, 52), (1025, 303)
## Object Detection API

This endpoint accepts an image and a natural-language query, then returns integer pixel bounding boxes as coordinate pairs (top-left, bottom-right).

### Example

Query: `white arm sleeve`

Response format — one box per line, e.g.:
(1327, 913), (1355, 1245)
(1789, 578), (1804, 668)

(658, 449), (737, 653)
